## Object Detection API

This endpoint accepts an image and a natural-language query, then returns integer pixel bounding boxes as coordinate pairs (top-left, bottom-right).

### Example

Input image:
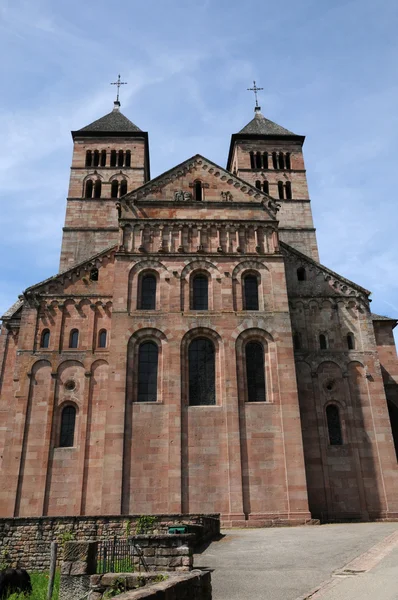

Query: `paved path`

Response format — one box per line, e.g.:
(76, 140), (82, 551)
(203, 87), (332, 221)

(194, 523), (398, 600)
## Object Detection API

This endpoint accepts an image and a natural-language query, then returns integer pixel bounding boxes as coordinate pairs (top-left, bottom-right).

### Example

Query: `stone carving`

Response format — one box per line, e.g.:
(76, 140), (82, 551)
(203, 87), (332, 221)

(221, 191), (233, 201)
(184, 191), (192, 201)
(174, 190), (193, 201)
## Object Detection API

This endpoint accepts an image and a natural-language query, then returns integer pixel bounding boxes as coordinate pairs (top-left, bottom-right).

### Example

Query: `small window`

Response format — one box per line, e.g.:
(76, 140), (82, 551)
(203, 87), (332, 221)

(319, 334), (328, 350)
(245, 342), (266, 402)
(192, 274), (208, 310)
(189, 338), (215, 405)
(326, 404), (343, 445)
(243, 275), (259, 310)
(85, 150), (92, 167)
(255, 180), (261, 190)
(262, 152), (268, 169)
(285, 181), (292, 199)
(137, 341), (159, 402)
(94, 180), (101, 198)
(139, 274), (157, 310)
(118, 150), (124, 167)
(278, 181), (284, 199)
(111, 180), (119, 198)
(293, 333), (301, 350)
(347, 333), (355, 350)
(286, 153), (291, 170)
(98, 329), (107, 348)
(297, 267), (306, 281)
(60, 406), (76, 447)
(263, 180), (269, 194)
(194, 180), (203, 202)
(120, 180), (127, 196)
(85, 179), (93, 198)
(278, 152), (285, 169)
(255, 151), (262, 169)
(100, 149), (107, 167)
(69, 329), (79, 349)
(272, 152), (278, 169)
(93, 150), (100, 167)
(125, 150), (131, 167)
(110, 150), (117, 167)
(90, 268), (98, 281)
(40, 329), (50, 349)
(250, 151), (255, 169)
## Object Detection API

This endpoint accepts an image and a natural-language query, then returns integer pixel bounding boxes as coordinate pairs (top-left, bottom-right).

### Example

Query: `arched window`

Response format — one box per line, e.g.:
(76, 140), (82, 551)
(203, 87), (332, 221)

(60, 406), (76, 447)
(297, 267), (306, 281)
(319, 334), (328, 350)
(263, 180), (269, 194)
(262, 152), (268, 169)
(118, 150), (124, 167)
(100, 149), (107, 167)
(285, 181), (292, 199)
(85, 150), (92, 167)
(255, 180), (261, 190)
(110, 150), (117, 167)
(243, 274), (259, 310)
(272, 152), (278, 169)
(192, 274), (208, 310)
(125, 150), (131, 167)
(137, 341), (158, 402)
(69, 329), (79, 349)
(139, 273), (157, 310)
(98, 329), (107, 348)
(326, 404), (343, 445)
(120, 180), (127, 196)
(286, 153), (291, 170)
(85, 179), (93, 198)
(278, 181), (284, 199)
(293, 333), (301, 350)
(245, 342), (266, 402)
(278, 152), (285, 169)
(194, 180), (203, 202)
(93, 150), (100, 167)
(255, 151), (262, 169)
(94, 180), (101, 198)
(40, 329), (50, 349)
(250, 151), (255, 169)
(111, 180), (119, 198)
(347, 333), (355, 350)
(90, 268), (98, 281)
(189, 338), (215, 405)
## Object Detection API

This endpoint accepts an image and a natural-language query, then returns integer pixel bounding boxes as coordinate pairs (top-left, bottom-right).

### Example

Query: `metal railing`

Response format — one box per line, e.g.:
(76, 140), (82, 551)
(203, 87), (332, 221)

(97, 537), (148, 573)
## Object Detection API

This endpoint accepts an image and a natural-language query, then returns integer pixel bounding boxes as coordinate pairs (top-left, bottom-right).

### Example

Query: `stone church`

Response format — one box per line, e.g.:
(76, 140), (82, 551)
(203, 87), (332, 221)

(0, 95), (397, 526)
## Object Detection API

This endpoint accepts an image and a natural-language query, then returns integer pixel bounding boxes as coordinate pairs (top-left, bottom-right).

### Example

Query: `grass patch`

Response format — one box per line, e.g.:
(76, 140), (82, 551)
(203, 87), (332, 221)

(7, 572), (60, 600)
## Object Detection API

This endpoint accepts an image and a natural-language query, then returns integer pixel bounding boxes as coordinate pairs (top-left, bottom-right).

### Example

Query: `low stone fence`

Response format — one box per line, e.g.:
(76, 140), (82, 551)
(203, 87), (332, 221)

(0, 514), (219, 571)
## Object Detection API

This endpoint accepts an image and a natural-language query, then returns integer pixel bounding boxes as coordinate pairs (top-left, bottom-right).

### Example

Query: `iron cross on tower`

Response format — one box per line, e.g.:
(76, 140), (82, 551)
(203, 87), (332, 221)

(247, 80), (263, 109)
(110, 74), (127, 103)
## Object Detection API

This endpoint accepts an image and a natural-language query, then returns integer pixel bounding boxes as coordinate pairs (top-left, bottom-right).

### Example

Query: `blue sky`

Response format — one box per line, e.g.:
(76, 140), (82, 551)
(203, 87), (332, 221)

(0, 0), (397, 338)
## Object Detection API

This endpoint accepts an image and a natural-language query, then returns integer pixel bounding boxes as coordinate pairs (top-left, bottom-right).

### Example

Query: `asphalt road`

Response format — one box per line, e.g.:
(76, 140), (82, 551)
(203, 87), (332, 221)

(194, 523), (398, 600)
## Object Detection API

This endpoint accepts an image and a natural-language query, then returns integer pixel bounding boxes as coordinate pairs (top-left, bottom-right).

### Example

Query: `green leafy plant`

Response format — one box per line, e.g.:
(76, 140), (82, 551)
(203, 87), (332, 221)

(103, 577), (127, 599)
(153, 574), (168, 583)
(135, 516), (157, 535)
(57, 530), (76, 546)
(0, 546), (12, 570)
(124, 519), (131, 538)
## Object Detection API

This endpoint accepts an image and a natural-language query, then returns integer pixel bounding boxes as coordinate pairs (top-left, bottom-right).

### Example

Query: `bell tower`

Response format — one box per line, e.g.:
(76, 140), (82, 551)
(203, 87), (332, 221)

(59, 100), (150, 270)
(227, 89), (319, 261)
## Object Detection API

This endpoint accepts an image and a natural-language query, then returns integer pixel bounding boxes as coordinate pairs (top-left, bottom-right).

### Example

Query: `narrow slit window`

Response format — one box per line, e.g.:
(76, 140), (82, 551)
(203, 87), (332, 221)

(297, 267), (306, 281)
(189, 338), (215, 405)
(326, 404), (343, 445)
(98, 329), (107, 348)
(120, 180), (127, 196)
(137, 341), (158, 402)
(85, 179), (93, 198)
(192, 274), (208, 310)
(243, 275), (259, 310)
(85, 151), (92, 167)
(90, 268), (98, 281)
(278, 181), (284, 199)
(194, 180), (203, 201)
(118, 150), (124, 167)
(347, 333), (355, 350)
(250, 152), (255, 169)
(255, 180), (261, 190)
(245, 342), (266, 402)
(69, 329), (79, 349)
(100, 150), (106, 167)
(272, 152), (278, 169)
(139, 274), (157, 310)
(285, 181), (292, 199)
(110, 150), (117, 167)
(255, 152), (262, 169)
(125, 150), (131, 167)
(93, 150), (100, 167)
(293, 333), (301, 350)
(111, 180), (119, 198)
(319, 334), (328, 350)
(94, 180), (101, 198)
(59, 406), (76, 447)
(40, 329), (50, 349)
(286, 153), (291, 170)
(278, 152), (285, 169)
(263, 180), (269, 194)
(262, 152), (269, 169)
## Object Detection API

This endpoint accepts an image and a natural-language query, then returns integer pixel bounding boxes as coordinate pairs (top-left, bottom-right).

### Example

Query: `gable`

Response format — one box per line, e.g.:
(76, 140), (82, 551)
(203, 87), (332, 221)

(119, 154), (279, 221)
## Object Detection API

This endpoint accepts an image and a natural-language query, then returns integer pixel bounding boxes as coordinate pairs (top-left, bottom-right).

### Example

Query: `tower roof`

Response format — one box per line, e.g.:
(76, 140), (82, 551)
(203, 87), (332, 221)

(238, 107), (296, 136)
(72, 102), (142, 138)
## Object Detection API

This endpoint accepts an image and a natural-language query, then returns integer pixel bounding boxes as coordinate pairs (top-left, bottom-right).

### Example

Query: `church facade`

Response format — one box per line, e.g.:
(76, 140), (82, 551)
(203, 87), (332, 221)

(0, 99), (398, 525)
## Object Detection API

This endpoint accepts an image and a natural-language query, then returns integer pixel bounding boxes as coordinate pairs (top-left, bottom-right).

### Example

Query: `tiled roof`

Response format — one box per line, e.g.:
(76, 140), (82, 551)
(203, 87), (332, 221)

(1, 299), (23, 319)
(78, 107), (142, 133)
(239, 110), (296, 136)
(371, 313), (397, 322)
